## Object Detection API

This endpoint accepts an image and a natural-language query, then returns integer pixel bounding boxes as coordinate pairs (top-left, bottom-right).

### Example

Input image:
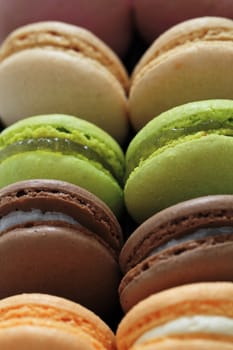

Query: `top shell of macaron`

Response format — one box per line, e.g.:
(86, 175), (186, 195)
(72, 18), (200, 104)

(131, 16), (233, 83)
(0, 293), (116, 350)
(0, 114), (125, 184)
(0, 21), (129, 93)
(125, 99), (233, 180)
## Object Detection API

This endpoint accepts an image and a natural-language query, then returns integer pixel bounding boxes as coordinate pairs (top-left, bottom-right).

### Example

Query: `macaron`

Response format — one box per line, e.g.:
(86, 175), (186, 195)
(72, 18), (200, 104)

(0, 0), (132, 56)
(0, 21), (129, 144)
(125, 99), (233, 223)
(132, 0), (233, 44)
(0, 114), (125, 217)
(0, 293), (115, 350)
(0, 179), (123, 318)
(119, 195), (233, 312)
(129, 16), (233, 131)
(116, 282), (233, 350)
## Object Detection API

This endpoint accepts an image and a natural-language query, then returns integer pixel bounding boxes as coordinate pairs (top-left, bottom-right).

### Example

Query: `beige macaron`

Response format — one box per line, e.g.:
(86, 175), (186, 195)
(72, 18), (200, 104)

(0, 21), (129, 144)
(116, 282), (233, 350)
(0, 293), (116, 350)
(129, 16), (233, 131)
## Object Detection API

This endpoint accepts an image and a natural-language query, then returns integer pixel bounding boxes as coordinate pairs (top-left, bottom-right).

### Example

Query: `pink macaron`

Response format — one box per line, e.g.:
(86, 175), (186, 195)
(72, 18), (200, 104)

(132, 0), (233, 43)
(0, 0), (132, 56)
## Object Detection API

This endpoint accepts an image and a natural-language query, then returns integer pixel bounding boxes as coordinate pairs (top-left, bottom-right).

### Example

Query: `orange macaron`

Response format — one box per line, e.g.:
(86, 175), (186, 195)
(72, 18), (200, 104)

(116, 282), (233, 350)
(0, 293), (116, 350)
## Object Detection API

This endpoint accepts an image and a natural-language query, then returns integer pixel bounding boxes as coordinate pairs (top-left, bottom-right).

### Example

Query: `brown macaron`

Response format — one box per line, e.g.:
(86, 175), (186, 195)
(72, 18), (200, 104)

(119, 195), (233, 312)
(116, 282), (233, 350)
(0, 179), (123, 319)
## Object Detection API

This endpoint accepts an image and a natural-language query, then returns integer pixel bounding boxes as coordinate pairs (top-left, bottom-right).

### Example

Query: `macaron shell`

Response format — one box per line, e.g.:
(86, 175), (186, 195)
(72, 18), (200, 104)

(0, 48), (128, 143)
(0, 327), (94, 350)
(1, 21), (129, 90)
(132, 16), (233, 79)
(133, 0), (233, 43)
(0, 0), (132, 56)
(125, 134), (233, 223)
(129, 41), (233, 130)
(131, 339), (233, 350)
(0, 152), (123, 218)
(119, 236), (233, 312)
(0, 225), (120, 317)
(0, 293), (115, 350)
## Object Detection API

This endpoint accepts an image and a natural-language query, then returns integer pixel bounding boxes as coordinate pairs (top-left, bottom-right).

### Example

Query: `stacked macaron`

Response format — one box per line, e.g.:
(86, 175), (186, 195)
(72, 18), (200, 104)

(119, 194), (233, 312)
(129, 16), (233, 131)
(0, 179), (123, 320)
(0, 114), (125, 218)
(117, 282), (233, 349)
(0, 21), (129, 144)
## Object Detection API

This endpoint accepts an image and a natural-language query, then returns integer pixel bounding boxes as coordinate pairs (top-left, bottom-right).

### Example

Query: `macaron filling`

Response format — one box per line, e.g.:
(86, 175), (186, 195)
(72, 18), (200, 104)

(126, 120), (233, 178)
(148, 226), (233, 257)
(0, 137), (121, 183)
(134, 315), (233, 345)
(0, 209), (81, 233)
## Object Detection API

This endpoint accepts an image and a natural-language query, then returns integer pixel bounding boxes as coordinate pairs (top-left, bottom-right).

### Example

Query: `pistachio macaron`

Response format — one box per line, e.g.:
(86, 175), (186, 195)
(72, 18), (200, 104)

(129, 16), (233, 131)
(0, 114), (125, 217)
(0, 293), (116, 350)
(0, 21), (129, 143)
(125, 99), (233, 223)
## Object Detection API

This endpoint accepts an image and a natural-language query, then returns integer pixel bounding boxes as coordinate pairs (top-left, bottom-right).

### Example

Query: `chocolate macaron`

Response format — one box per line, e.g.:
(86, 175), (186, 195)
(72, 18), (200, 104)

(0, 179), (123, 319)
(119, 195), (233, 312)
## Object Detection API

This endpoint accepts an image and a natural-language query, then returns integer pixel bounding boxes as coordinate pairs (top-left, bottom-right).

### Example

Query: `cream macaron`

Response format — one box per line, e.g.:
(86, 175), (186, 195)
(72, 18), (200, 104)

(129, 16), (233, 131)
(0, 21), (129, 144)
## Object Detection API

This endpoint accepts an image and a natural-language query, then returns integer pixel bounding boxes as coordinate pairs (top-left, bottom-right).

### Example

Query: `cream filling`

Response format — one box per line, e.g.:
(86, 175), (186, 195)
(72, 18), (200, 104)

(135, 316), (233, 345)
(0, 209), (80, 233)
(148, 226), (233, 257)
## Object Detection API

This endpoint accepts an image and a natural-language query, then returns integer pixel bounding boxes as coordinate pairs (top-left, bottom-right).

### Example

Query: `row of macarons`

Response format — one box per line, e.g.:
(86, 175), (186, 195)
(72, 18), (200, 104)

(0, 16), (232, 146)
(0, 177), (232, 319)
(1, 0), (233, 57)
(0, 282), (232, 349)
(1, 98), (233, 224)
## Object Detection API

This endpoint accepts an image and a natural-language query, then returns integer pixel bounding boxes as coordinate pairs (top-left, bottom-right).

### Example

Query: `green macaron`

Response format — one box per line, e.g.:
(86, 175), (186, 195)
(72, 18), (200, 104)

(125, 99), (233, 223)
(0, 114), (125, 217)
